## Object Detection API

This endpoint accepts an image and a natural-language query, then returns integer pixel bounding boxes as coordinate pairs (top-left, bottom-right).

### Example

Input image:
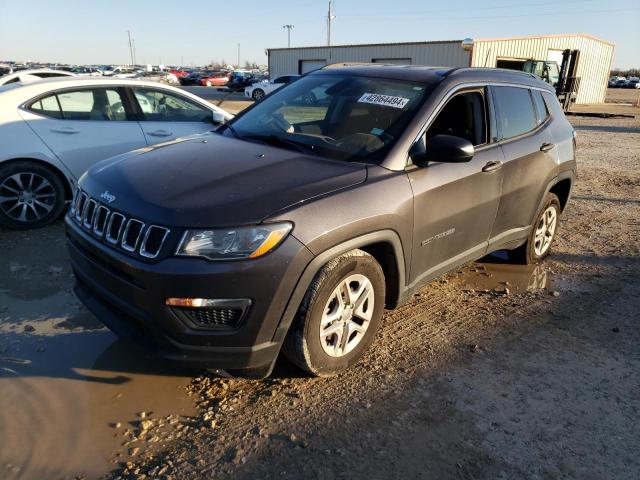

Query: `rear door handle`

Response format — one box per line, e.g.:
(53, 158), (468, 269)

(482, 160), (503, 173)
(540, 142), (555, 152)
(50, 127), (79, 134)
(147, 130), (173, 137)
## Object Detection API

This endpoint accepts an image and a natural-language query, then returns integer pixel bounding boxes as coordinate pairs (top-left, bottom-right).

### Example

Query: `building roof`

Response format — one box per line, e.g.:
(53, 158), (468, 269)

(268, 33), (614, 52)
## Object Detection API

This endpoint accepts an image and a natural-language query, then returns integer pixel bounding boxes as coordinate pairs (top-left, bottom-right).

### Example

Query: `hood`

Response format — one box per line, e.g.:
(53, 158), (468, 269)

(80, 133), (367, 228)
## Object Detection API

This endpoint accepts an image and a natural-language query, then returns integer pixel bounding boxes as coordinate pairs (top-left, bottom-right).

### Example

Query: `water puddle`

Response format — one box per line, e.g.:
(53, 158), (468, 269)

(0, 225), (196, 479)
(458, 252), (554, 294)
(0, 330), (196, 479)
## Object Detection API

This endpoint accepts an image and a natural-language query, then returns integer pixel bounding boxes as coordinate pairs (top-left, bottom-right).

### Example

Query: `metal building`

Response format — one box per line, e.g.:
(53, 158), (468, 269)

(267, 34), (614, 104)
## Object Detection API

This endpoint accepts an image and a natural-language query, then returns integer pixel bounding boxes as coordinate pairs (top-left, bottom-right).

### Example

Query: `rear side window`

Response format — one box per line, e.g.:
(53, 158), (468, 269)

(493, 86), (537, 140)
(30, 88), (127, 121)
(30, 95), (63, 119)
(531, 90), (549, 125)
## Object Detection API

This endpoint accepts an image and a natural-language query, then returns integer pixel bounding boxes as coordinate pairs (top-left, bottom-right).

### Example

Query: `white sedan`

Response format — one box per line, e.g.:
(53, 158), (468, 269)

(0, 69), (76, 86)
(244, 75), (300, 101)
(0, 77), (232, 229)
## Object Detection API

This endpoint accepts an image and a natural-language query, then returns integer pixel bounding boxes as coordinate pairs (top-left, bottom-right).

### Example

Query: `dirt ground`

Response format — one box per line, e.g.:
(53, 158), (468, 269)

(1, 113), (638, 480)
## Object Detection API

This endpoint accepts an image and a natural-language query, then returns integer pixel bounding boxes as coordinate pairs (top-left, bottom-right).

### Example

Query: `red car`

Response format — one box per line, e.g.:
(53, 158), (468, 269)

(170, 69), (189, 78)
(200, 72), (230, 87)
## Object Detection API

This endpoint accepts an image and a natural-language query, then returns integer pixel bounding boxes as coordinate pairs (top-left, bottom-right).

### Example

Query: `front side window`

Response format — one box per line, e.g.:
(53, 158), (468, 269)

(29, 88), (126, 120)
(493, 86), (537, 140)
(227, 73), (433, 162)
(133, 88), (211, 122)
(425, 90), (487, 146)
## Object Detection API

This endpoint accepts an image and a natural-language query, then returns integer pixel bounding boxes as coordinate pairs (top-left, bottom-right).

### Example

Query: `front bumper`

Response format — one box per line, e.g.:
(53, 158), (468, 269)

(66, 216), (313, 370)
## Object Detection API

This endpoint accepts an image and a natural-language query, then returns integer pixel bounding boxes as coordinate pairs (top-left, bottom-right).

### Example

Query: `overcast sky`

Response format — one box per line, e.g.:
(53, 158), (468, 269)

(1, 0), (638, 68)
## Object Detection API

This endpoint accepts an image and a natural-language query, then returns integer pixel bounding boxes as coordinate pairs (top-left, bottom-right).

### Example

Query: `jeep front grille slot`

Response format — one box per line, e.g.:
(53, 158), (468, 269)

(105, 212), (125, 244)
(92, 206), (110, 236)
(140, 225), (170, 259)
(82, 199), (97, 229)
(70, 189), (171, 260)
(121, 219), (145, 252)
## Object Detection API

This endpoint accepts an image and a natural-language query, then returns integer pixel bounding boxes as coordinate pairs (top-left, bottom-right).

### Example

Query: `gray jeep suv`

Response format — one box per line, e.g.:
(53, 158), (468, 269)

(66, 65), (576, 378)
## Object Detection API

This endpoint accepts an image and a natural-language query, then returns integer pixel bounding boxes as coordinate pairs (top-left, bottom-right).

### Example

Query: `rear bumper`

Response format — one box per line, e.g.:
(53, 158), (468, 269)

(66, 216), (313, 370)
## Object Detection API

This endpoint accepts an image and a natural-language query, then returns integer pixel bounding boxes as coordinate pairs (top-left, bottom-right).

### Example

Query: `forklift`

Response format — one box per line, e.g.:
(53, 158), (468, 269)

(501, 49), (580, 111)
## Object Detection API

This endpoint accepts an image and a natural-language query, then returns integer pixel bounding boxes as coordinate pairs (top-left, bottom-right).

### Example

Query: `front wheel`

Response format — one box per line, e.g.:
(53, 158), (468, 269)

(252, 89), (265, 101)
(509, 192), (561, 264)
(283, 249), (385, 376)
(205, 80), (212, 87)
(0, 161), (66, 229)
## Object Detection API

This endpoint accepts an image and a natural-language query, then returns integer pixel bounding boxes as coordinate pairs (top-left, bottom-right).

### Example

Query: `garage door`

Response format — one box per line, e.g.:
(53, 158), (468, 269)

(300, 60), (327, 74)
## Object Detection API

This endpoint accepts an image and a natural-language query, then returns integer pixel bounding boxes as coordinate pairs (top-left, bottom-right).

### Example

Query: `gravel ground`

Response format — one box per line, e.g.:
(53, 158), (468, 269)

(1, 114), (638, 480)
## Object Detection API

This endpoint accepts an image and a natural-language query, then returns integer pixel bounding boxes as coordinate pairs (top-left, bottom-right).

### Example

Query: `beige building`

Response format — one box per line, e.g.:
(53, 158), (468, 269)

(267, 34), (614, 104)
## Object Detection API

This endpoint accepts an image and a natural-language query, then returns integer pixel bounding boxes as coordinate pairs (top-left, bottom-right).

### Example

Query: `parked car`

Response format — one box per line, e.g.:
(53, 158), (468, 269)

(179, 70), (215, 86)
(66, 66), (576, 378)
(624, 77), (639, 89)
(0, 77), (232, 228)
(225, 71), (258, 92)
(244, 75), (300, 101)
(0, 69), (76, 86)
(71, 66), (102, 77)
(111, 67), (141, 78)
(614, 79), (629, 88)
(199, 72), (230, 87)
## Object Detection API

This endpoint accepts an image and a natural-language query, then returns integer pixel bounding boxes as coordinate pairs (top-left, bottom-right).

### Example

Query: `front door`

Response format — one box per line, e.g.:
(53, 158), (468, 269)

(408, 88), (503, 288)
(22, 87), (147, 179)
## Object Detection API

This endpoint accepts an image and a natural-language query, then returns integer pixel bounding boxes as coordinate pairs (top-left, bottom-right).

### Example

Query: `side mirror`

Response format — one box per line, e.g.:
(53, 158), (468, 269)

(410, 134), (474, 167)
(212, 111), (227, 125)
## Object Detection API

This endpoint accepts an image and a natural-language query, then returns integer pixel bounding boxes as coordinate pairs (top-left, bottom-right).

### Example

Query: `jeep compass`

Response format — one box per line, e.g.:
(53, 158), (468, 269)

(66, 65), (576, 377)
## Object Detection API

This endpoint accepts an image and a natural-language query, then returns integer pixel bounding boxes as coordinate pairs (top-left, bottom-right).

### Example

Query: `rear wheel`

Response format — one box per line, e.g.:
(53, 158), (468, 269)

(252, 89), (265, 101)
(283, 249), (385, 376)
(509, 192), (561, 264)
(0, 161), (66, 229)
(206, 80), (212, 87)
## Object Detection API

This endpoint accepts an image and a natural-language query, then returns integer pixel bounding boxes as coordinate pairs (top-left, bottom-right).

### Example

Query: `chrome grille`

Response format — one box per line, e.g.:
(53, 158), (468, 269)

(71, 189), (170, 260)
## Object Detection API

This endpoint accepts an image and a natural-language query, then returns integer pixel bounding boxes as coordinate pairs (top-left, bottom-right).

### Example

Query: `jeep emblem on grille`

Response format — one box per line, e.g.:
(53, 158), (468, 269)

(100, 190), (116, 204)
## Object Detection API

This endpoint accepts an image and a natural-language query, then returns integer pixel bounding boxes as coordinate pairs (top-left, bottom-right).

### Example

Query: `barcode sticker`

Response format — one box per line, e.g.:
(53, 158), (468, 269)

(358, 93), (410, 109)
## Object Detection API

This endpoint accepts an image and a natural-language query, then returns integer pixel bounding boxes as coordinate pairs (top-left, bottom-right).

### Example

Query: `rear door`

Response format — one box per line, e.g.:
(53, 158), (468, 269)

(21, 86), (146, 178)
(488, 86), (558, 246)
(130, 87), (215, 144)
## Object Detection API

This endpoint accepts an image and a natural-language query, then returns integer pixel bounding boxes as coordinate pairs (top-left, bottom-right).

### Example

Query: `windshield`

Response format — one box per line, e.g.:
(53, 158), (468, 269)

(225, 73), (432, 162)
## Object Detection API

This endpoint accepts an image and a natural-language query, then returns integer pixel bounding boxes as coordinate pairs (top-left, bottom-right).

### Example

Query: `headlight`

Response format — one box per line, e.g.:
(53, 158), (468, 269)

(176, 222), (292, 260)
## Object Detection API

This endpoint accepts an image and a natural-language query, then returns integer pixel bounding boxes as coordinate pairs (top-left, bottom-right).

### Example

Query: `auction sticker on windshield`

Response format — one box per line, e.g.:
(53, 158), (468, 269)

(358, 93), (410, 109)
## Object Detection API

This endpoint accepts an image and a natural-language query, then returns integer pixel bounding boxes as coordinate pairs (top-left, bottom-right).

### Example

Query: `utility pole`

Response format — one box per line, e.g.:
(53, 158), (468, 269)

(132, 37), (137, 66)
(283, 24), (294, 48)
(126, 30), (134, 66)
(237, 43), (240, 68)
(327, 0), (335, 46)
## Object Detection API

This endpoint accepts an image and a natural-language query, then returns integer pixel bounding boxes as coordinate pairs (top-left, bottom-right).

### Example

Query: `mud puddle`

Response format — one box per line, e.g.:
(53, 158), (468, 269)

(458, 252), (555, 294)
(1, 223), (197, 479)
(0, 327), (196, 479)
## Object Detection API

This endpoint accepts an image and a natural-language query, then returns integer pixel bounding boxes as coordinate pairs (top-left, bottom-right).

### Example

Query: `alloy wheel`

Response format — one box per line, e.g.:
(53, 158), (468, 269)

(320, 273), (374, 357)
(0, 172), (56, 223)
(534, 206), (557, 256)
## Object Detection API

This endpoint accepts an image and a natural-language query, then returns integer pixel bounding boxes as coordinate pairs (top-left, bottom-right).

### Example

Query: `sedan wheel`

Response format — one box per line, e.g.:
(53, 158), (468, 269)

(533, 206), (557, 256)
(252, 89), (265, 101)
(206, 80), (212, 87)
(0, 162), (66, 229)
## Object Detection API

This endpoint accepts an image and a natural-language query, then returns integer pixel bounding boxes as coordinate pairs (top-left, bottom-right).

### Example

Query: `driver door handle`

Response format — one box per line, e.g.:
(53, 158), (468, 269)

(147, 130), (173, 137)
(482, 160), (503, 173)
(540, 142), (555, 152)
(50, 127), (79, 134)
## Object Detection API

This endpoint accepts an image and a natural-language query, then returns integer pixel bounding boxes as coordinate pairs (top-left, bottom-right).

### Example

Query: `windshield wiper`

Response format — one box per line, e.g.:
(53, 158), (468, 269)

(240, 134), (317, 155)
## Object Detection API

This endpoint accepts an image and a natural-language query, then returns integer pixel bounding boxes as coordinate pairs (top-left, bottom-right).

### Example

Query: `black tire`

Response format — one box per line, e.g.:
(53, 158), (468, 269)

(283, 249), (386, 377)
(252, 89), (265, 101)
(0, 161), (66, 230)
(509, 192), (561, 265)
